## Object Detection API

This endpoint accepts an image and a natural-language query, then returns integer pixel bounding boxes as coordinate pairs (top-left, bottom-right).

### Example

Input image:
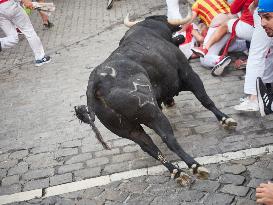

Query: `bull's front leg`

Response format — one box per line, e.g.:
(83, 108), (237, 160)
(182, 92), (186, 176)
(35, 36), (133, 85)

(147, 113), (209, 180)
(183, 72), (237, 129)
(129, 130), (193, 186)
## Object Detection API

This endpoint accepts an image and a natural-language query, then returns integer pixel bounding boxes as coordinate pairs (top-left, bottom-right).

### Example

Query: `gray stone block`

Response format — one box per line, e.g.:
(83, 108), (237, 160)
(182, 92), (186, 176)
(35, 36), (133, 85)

(8, 162), (28, 176)
(236, 198), (256, 205)
(55, 148), (78, 157)
(0, 184), (21, 196)
(221, 184), (250, 197)
(23, 178), (49, 191)
(95, 148), (120, 157)
(103, 162), (130, 175)
(50, 173), (73, 186)
(58, 163), (84, 174)
(25, 153), (60, 169)
(111, 153), (136, 163)
(65, 153), (93, 164)
(86, 157), (109, 168)
(204, 193), (235, 205)
(98, 190), (129, 203)
(219, 174), (245, 185)
(1, 175), (19, 186)
(122, 145), (140, 153)
(62, 140), (82, 148)
(31, 144), (59, 154)
(81, 143), (104, 153)
(23, 168), (54, 180)
(0, 153), (9, 162)
(0, 169), (7, 179)
(9, 150), (29, 159)
(220, 164), (246, 175)
(248, 166), (273, 180)
(0, 159), (18, 169)
(191, 180), (220, 192)
(247, 178), (266, 188)
(74, 167), (101, 180)
(151, 191), (204, 205)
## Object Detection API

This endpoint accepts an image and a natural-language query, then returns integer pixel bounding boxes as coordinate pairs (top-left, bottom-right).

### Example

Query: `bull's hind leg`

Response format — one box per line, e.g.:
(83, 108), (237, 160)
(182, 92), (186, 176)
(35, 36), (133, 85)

(183, 72), (237, 129)
(105, 122), (192, 186)
(147, 113), (209, 180)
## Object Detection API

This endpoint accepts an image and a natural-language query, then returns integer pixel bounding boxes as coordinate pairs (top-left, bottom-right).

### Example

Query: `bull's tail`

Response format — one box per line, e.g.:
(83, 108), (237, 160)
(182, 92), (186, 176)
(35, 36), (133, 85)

(74, 105), (111, 150)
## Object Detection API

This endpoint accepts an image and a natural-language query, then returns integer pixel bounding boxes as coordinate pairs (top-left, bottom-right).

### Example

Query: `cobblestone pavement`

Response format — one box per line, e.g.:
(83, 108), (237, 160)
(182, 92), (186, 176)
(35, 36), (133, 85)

(0, 0), (273, 202)
(12, 154), (273, 204)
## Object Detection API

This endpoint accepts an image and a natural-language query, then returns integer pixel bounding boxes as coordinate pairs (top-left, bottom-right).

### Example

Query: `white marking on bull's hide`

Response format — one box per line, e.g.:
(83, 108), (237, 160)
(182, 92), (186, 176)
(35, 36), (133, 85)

(99, 66), (117, 77)
(129, 82), (155, 107)
(100, 73), (108, 76)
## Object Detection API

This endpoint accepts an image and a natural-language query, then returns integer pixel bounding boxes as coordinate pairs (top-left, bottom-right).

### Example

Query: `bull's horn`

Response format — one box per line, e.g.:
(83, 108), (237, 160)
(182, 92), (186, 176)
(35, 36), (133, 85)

(124, 13), (141, 27)
(168, 5), (192, 25)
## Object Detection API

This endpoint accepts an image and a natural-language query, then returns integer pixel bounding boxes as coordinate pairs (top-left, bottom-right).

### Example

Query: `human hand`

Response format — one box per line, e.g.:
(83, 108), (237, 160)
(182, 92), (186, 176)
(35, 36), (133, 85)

(22, 0), (34, 9)
(256, 182), (273, 205)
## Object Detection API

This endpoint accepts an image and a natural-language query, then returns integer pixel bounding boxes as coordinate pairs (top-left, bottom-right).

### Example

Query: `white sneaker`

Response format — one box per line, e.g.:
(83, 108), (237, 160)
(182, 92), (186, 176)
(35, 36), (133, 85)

(234, 98), (259, 112)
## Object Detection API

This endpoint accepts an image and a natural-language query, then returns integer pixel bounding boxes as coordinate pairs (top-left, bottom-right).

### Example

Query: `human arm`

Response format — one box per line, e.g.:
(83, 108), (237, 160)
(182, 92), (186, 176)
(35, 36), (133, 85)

(229, 0), (247, 14)
(191, 29), (204, 43)
(181, 11), (197, 32)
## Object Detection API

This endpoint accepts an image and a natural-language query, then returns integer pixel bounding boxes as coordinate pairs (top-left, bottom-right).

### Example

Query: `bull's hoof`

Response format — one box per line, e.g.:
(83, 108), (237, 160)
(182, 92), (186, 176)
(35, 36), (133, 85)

(220, 117), (237, 130)
(191, 164), (209, 180)
(196, 166), (209, 180)
(175, 172), (192, 187)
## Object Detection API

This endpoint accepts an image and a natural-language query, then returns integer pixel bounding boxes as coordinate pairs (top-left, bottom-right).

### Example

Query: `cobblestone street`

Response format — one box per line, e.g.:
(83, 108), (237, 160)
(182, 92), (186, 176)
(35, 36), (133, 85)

(0, 0), (273, 204)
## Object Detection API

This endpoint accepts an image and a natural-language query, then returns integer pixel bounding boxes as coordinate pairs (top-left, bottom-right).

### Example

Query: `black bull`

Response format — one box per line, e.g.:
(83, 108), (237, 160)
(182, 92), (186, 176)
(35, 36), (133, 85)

(75, 15), (237, 185)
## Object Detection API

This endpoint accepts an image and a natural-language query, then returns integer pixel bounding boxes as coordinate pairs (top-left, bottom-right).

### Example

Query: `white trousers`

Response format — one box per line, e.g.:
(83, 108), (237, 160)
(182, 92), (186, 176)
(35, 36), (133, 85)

(244, 9), (273, 95)
(200, 27), (248, 68)
(227, 19), (254, 42)
(0, 0), (45, 60)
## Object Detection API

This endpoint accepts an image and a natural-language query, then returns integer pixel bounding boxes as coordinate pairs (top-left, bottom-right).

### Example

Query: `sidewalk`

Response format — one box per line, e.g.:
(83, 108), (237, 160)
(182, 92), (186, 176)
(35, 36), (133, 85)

(0, 0), (273, 204)
(11, 153), (273, 205)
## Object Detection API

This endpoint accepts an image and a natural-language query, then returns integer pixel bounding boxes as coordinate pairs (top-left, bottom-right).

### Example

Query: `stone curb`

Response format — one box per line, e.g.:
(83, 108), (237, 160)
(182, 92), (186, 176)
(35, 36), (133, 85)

(1, 144), (272, 205)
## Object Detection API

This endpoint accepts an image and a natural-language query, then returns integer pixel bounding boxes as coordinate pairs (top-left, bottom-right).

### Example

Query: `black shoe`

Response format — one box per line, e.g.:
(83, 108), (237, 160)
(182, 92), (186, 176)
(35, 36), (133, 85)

(107, 0), (114, 9)
(211, 56), (231, 76)
(0, 42), (2, 52)
(256, 77), (273, 116)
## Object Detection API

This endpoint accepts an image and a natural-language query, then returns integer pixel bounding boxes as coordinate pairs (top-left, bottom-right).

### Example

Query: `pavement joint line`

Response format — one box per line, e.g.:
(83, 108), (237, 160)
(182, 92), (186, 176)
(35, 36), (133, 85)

(1, 144), (273, 205)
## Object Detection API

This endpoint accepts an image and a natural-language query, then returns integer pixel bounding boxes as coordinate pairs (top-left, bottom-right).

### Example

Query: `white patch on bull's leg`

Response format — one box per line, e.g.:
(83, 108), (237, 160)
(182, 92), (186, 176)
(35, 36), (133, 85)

(176, 172), (191, 187)
(129, 82), (156, 107)
(157, 152), (167, 164)
(171, 169), (178, 179)
(99, 66), (117, 77)
(220, 117), (237, 130)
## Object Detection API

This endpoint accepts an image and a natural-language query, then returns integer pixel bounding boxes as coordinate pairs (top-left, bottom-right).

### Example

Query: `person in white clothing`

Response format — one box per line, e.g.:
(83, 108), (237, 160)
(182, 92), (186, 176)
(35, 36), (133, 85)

(0, 0), (51, 66)
(234, 0), (273, 112)
(255, 0), (273, 117)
